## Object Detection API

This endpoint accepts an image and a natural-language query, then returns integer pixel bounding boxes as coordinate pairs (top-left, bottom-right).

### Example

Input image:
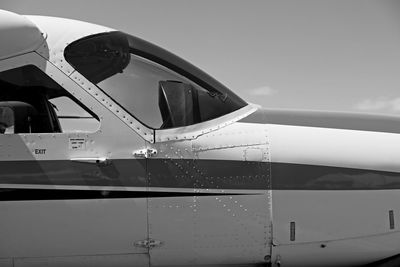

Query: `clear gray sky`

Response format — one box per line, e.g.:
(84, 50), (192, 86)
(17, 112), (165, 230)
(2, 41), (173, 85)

(2, 0), (400, 114)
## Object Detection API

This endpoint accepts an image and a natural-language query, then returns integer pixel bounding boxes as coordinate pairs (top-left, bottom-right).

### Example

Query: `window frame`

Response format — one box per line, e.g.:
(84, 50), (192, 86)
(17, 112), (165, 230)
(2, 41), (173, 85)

(0, 52), (102, 135)
(71, 64), (257, 143)
(96, 53), (241, 130)
(63, 32), (257, 143)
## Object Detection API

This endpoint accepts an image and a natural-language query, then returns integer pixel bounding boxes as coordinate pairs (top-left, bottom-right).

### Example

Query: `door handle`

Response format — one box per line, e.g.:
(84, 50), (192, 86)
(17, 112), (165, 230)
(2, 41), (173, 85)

(134, 238), (163, 248)
(70, 157), (110, 165)
(133, 148), (157, 158)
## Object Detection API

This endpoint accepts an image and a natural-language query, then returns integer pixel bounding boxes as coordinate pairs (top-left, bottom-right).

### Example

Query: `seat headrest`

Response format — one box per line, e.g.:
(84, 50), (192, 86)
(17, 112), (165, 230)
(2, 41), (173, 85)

(0, 101), (38, 133)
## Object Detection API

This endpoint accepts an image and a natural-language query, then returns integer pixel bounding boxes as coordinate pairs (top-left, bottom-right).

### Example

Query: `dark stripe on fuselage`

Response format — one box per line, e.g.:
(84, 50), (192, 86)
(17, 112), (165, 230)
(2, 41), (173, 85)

(271, 162), (400, 190)
(0, 188), (248, 201)
(1, 159), (400, 192)
(0, 159), (268, 190)
(241, 108), (400, 134)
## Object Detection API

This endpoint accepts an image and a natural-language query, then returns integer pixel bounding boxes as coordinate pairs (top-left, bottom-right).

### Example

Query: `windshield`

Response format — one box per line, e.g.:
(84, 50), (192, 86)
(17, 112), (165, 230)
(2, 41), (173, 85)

(64, 31), (247, 129)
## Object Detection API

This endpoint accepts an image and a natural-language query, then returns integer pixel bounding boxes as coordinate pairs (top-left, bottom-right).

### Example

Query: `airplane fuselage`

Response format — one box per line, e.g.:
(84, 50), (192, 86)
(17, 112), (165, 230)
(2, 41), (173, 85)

(0, 9), (399, 267)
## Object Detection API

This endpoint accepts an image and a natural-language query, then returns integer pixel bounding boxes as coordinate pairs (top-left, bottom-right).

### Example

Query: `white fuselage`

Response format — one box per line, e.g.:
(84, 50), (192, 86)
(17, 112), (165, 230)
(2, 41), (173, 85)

(1, 9), (400, 267)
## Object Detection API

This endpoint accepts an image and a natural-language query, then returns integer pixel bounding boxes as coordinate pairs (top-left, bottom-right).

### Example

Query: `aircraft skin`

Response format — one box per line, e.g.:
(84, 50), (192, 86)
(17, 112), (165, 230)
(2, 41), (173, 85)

(1, 9), (400, 267)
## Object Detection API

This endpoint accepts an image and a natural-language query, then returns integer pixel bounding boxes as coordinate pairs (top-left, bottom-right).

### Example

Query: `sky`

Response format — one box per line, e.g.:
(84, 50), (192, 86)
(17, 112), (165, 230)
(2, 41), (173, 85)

(2, 0), (400, 115)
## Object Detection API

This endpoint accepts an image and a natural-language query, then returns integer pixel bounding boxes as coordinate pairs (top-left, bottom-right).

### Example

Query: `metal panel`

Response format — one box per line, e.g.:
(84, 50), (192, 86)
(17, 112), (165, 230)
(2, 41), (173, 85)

(0, 258), (12, 267)
(272, 230), (400, 267)
(267, 124), (400, 173)
(0, 199), (147, 257)
(272, 190), (400, 245)
(272, 190), (400, 266)
(0, 11), (44, 60)
(147, 122), (272, 266)
(14, 254), (148, 267)
(154, 104), (257, 142)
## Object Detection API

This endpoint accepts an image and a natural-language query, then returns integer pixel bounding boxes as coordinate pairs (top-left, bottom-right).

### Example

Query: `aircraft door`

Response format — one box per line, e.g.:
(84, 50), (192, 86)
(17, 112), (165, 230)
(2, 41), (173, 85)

(0, 58), (149, 267)
(146, 122), (272, 266)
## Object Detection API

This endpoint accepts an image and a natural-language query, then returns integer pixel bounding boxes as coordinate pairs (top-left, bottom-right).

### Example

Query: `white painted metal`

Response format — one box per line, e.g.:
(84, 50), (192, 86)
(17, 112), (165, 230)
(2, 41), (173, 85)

(148, 195), (271, 266)
(0, 10), (44, 60)
(193, 122), (270, 161)
(267, 123), (400, 173)
(0, 259), (12, 267)
(14, 254), (148, 267)
(267, 123), (400, 266)
(1, 199), (147, 257)
(272, 190), (400, 244)
(155, 104), (257, 142)
(147, 122), (272, 266)
(272, 228), (400, 267)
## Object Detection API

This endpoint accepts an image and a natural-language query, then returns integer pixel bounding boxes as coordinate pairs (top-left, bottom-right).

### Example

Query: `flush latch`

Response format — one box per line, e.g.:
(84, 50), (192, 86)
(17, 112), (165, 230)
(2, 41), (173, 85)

(133, 148), (158, 158)
(134, 238), (163, 248)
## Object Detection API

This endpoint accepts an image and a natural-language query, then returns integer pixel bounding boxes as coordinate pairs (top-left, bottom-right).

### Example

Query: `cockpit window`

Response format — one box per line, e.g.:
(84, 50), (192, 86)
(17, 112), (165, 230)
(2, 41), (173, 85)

(0, 65), (100, 133)
(65, 32), (247, 129)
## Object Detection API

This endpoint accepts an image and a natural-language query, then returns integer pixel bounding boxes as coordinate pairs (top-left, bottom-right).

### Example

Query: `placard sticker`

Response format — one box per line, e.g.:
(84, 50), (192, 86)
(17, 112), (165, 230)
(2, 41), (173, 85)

(69, 138), (86, 150)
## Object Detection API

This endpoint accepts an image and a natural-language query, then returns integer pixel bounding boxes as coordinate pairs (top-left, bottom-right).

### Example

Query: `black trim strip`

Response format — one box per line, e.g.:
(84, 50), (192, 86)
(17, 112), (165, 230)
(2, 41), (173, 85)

(271, 162), (400, 190)
(0, 159), (268, 190)
(0, 188), (253, 201)
(2, 159), (400, 191)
